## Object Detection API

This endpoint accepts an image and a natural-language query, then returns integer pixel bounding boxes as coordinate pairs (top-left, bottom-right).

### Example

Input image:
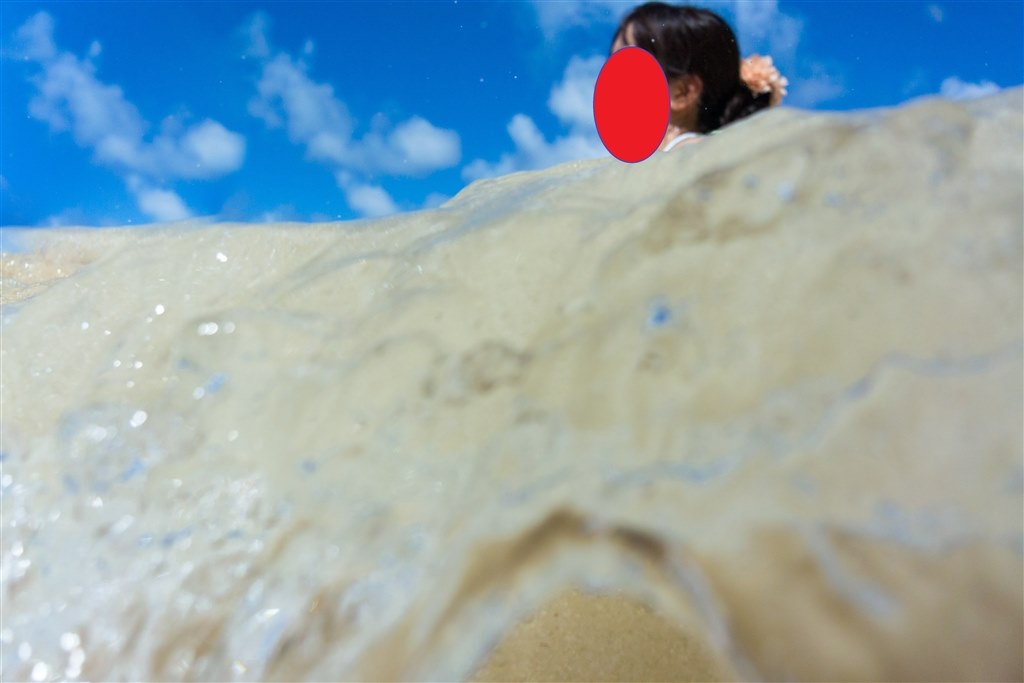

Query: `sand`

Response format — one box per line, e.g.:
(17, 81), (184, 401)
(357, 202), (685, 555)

(1, 88), (1022, 681)
(473, 588), (734, 681)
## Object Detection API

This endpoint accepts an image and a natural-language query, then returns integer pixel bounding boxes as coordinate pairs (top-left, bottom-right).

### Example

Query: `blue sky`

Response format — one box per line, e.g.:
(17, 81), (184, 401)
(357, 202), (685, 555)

(1, 1), (1021, 227)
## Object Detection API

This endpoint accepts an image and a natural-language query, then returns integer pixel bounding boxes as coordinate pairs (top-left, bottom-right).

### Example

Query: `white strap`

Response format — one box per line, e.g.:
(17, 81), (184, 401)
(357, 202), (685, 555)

(663, 132), (700, 153)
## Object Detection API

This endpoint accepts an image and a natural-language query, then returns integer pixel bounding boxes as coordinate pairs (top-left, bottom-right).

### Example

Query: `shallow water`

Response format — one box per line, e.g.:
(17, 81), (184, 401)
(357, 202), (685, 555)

(2, 90), (1022, 681)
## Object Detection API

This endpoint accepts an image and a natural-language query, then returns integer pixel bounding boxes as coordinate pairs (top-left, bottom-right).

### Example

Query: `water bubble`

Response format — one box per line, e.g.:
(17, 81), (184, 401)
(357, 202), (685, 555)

(111, 515), (135, 535)
(216, 252), (228, 263)
(129, 410), (147, 428)
(197, 322), (219, 336)
(204, 373), (227, 394)
(257, 608), (280, 623)
(776, 182), (796, 202)
(647, 301), (672, 328)
(66, 648), (84, 678)
(85, 425), (108, 442)
(155, 304), (165, 315)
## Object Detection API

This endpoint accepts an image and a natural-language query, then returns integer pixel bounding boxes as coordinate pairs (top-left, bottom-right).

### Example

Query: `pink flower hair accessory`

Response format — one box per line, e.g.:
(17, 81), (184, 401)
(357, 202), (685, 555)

(741, 55), (789, 107)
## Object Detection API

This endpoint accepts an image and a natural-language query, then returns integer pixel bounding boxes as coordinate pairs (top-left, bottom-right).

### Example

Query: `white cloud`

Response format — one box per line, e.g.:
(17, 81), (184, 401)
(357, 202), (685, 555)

(939, 76), (1000, 101)
(243, 13), (271, 59)
(174, 120), (246, 176)
(40, 207), (94, 227)
(244, 14), (461, 217)
(249, 53), (354, 156)
(732, 0), (803, 68)
(787, 64), (845, 107)
(548, 55), (604, 130)
(14, 12), (245, 221)
(257, 205), (302, 222)
(928, 4), (945, 22)
(462, 111), (608, 182)
(248, 51), (460, 177)
(423, 192), (450, 209)
(462, 58), (608, 183)
(384, 117), (461, 173)
(134, 187), (191, 222)
(336, 173), (399, 218)
(124, 176), (192, 223)
(901, 68), (929, 97)
(728, 2), (845, 108)
(14, 12), (57, 61)
(26, 52), (146, 148)
(532, 0), (626, 40)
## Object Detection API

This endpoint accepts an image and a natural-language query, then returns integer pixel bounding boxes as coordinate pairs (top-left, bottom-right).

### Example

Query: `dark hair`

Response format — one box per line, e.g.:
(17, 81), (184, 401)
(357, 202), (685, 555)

(609, 2), (771, 133)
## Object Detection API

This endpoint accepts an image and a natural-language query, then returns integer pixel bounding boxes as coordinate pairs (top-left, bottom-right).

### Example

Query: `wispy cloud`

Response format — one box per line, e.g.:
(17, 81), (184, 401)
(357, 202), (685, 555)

(244, 12), (272, 59)
(928, 4), (945, 23)
(247, 51), (355, 160)
(901, 67), (930, 98)
(532, 0), (626, 41)
(243, 13), (461, 217)
(423, 192), (450, 210)
(12, 12), (245, 223)
(939, 76), (1001, 101)
(787, 63), (845, 107)
(132, 185), (192, 222)
(731, 0), (803, 68)
(462, 55), (608, 182)
(725, 0), (839, 106)
(337, 177), (400, 218)
(547, 54), (602, 131)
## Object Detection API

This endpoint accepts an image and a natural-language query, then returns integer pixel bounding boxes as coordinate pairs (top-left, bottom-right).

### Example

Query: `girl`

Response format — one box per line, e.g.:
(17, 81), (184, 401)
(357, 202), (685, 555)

(610, 3), (789, 152)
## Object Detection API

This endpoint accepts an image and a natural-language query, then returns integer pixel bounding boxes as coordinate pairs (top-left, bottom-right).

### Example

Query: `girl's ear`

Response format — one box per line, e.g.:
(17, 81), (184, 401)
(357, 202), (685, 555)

(669, 74), (704, 112)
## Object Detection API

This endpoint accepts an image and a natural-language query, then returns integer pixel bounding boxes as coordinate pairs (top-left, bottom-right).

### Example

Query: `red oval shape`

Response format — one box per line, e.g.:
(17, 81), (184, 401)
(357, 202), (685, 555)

(593, 47), (670, 163)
